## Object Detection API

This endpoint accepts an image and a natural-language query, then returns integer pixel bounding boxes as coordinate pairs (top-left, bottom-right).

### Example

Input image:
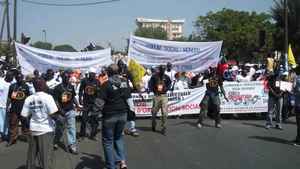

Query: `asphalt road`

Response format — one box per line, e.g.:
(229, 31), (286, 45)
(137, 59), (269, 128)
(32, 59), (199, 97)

(0, 117), (300, 169)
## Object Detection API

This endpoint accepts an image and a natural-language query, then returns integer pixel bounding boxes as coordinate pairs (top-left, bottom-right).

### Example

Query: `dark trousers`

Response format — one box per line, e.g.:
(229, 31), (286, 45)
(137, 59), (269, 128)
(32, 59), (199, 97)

(79, 106), (99, 137)
(27, 132), (54, 169)
(295, 107), (300, 143)
(9, 112), (30, 142)
(198, 92), (221, 124)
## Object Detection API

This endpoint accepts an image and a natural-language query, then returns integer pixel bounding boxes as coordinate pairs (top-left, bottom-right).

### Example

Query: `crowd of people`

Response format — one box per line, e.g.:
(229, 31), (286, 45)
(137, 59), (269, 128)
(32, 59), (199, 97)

(0, 56), (299, 169)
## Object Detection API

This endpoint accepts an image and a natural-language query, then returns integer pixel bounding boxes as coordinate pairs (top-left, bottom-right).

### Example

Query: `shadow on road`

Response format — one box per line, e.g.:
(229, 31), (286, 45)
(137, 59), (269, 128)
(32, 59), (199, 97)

(137, 126), (154, 132)
(173, 121), (216, 128)
(75, 153), (105, 169)
(243, 122), (266, 129)
(249, 136), (292, 145)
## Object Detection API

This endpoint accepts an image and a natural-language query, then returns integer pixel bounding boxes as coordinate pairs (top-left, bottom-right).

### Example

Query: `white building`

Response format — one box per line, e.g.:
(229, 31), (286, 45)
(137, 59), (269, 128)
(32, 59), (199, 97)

(136, 17), (185, 40)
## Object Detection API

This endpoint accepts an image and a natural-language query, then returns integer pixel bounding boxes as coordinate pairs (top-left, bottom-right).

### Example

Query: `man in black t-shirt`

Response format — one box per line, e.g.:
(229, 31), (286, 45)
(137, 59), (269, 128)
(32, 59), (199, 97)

(148, 65), (172, 135)
(78, 68), (99, 140)
(53, 71), (80, 155)
(197, 67), (228, 129)
(6, 72), (30, 146)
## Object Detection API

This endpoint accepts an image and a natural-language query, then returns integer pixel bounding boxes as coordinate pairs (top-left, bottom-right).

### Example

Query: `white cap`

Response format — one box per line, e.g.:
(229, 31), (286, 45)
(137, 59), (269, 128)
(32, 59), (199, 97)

(89, 67), (97, 73)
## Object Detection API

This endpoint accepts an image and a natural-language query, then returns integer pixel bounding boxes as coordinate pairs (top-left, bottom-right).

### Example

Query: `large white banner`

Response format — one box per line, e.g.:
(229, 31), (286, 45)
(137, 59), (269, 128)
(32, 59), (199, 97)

(128, 35), (223, 72)
(132, 81), (269, 116)
(15, 43), (112, 75)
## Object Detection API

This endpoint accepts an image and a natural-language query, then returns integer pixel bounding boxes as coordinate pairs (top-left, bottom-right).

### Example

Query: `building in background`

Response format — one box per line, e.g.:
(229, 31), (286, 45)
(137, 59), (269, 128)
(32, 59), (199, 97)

(136, 17), (185, 40)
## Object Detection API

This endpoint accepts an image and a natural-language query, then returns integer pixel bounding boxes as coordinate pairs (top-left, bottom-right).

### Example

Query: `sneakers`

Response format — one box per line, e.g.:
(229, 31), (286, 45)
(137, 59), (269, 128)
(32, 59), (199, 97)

(68, 145), (78, 155)
(53, 144), (59, 150)
(276, 124), (283, 130)
(265, 125), (272, 129)
(6, 140), (17, 147)
(293, 142), (300, 147)
(215, 123), (222, 128)
(197, 123), (202, 129)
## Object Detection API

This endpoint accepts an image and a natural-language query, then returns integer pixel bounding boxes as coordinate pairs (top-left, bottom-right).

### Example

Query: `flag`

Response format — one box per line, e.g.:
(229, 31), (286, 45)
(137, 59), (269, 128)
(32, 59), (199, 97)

(288, 44), (297, 67)
(128, 58), (146, 89)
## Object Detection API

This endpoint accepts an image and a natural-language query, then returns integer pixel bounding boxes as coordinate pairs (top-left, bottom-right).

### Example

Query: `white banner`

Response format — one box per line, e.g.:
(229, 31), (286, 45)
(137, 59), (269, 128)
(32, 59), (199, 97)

(15, 43), (112, 75)
(128, 35), (223, 72)
(132, 81), (269, 116)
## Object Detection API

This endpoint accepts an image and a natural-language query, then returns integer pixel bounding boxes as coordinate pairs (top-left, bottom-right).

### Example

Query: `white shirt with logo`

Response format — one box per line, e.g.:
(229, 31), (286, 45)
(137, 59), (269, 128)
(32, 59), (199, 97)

(21, 92), (58, 136)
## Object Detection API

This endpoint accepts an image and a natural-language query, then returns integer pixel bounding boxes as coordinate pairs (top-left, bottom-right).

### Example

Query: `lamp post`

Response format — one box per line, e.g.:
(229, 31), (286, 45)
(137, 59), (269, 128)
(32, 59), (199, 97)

(42, 29), (47, 42)
(284, 0), (289, 73)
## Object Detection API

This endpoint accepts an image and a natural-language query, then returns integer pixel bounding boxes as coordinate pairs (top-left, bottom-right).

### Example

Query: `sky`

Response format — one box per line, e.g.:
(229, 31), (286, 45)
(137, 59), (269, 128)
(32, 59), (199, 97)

(10, 0), (275, 50)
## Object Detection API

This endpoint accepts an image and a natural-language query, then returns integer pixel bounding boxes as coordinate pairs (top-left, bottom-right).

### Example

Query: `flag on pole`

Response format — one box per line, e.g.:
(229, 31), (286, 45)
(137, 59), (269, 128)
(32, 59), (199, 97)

(288, 44), (297, 67)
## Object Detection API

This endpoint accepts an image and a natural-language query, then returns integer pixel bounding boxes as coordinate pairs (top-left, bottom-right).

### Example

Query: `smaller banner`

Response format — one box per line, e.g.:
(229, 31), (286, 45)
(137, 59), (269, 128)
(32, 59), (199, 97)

(132, 81), (269, 116)
(15, 43), (112, 75)
(128, 35), (223, 72)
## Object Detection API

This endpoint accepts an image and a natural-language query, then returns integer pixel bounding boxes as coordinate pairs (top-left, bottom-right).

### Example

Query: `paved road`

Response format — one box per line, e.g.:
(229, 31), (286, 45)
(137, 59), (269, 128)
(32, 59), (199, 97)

(0, 117), (300, 169)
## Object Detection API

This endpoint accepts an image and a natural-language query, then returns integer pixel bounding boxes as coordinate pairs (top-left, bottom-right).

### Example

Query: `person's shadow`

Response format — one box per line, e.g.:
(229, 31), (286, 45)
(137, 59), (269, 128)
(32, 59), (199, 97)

(75, 153), (105, 169)
(243, 122), (266, 129)
(249, 136), (292, 145)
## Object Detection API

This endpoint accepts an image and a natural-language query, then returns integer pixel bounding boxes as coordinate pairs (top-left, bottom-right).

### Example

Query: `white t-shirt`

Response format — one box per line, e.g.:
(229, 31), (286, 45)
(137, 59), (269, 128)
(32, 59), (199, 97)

(141, 74), (151, 91)
(236, 75), (252, 82)
(21, 92), (58, 136)
(173, 80), (189, 90)
(165, 70), (176, 81)
(0, 78), (11, 108)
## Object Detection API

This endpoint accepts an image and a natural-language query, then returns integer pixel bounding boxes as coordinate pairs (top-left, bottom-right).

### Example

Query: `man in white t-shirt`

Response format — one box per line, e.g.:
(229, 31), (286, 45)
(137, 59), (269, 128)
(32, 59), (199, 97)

(165, 62), (177, 82)
(0, 71), (14, 142)
(21, 79), (58, 169)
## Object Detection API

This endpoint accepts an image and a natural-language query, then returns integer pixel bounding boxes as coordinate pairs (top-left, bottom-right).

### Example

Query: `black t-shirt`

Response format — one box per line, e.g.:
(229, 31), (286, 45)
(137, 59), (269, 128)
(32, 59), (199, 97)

(8, 82), (30, 114)
(268, 75), (282, 98)
(206, 74), (223, 93)
(53, 83), (76, 112)
(149, 74), (172, 95)
(79, 78), (99, 105)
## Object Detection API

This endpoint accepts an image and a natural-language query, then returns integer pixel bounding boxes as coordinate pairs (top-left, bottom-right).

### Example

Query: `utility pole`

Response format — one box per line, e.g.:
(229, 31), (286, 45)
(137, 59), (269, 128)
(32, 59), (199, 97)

(13, 0), (17, 41)
(5, 0), (11, 42)
(0, 1), (7, 42)
(284, 0), (289, 72)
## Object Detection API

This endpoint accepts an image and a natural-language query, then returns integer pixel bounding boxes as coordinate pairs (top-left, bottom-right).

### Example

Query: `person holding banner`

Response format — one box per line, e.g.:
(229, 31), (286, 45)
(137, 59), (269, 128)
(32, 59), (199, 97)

(149, 65), (172, 135)
(197, 67), (228, 129)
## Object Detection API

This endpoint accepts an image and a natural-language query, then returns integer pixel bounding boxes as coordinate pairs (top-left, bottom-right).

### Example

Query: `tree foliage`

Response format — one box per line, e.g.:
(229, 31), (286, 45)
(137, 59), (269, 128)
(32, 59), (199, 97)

(134, 27), (168, 40)
(271, 0), (300, 57)
(53, 44), (77, 52)
(194, 8), (276, 62)
(31, 41), (53, 50)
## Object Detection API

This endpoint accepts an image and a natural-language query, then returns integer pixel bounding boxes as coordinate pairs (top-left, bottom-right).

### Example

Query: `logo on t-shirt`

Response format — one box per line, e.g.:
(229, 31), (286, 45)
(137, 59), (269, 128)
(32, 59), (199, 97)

(61, 91), (73, 103)
(85, 86), (96, 96)
(11, 91), (26, 100)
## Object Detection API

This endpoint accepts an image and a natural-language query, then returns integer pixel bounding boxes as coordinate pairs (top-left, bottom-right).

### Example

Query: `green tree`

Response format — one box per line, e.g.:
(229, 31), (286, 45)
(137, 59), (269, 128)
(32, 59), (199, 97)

(31, 41), (53, 50)
(53, 44), (77, 52)
(193, 8), (276, 62)
(271, 0), (300, 57)
(134, 27), (168, 40)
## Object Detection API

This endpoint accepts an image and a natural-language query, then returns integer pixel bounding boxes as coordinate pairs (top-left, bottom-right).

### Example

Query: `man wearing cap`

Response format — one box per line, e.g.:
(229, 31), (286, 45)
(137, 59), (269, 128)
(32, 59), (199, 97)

(6, 72), (31, 146)
(79, 68), (100, 140)
(53, 71), (80, 154)
(148, 65), (172, 135)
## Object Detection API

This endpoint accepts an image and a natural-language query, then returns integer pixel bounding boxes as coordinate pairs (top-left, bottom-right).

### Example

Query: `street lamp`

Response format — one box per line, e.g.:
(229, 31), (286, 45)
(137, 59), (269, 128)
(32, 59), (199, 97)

(42, 29), (47, 42)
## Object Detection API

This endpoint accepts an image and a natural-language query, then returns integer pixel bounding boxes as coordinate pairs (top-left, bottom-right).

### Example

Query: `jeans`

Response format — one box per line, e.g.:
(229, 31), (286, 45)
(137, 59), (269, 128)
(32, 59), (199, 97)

(266, 96), (283, 126)
(198, 91), (221, 125)
(102, 113), (127, 169)
(79, 106), (99, 138)
(54, 110), (76, 146)
(0, 108), (8, 138)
